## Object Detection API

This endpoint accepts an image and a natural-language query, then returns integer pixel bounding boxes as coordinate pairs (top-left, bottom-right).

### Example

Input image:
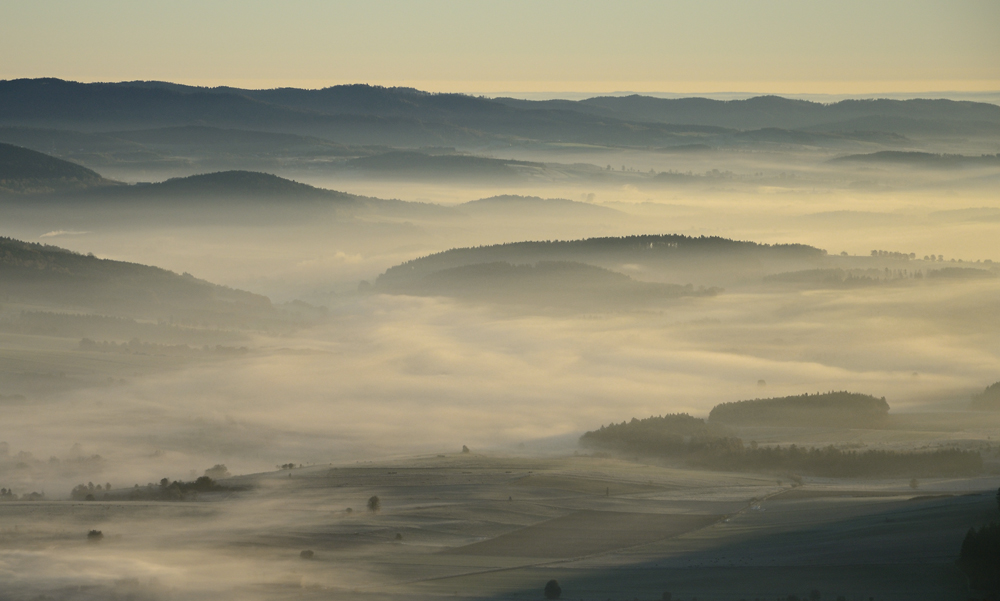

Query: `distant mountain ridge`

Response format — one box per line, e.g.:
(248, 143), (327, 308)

(3, 79), (997, 148)
(512, 94), (1000, 131)
(831, 151), (1000, 168)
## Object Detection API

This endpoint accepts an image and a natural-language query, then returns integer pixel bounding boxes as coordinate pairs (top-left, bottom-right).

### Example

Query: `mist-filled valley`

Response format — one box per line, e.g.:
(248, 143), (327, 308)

(1, 78), (1000, 601)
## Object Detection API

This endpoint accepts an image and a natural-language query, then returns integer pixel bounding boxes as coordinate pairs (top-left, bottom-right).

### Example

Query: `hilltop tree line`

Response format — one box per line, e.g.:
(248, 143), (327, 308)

(0, 487), (44, 501)
(376, 234), (825, 289)
(971, 380), (1000, 411)
(708, 391), (889, 428)
(70, 475), (236, 501)
(580, 411), (981, 477)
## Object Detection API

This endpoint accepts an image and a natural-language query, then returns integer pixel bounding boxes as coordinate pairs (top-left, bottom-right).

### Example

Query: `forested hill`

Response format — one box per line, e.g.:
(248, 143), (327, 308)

(708, 391), (890, 427)
(971, 381), (1000, 411)
(580, 411), (981, 477)
(375, 235), (825, 289)
(0, 236), (274, 326)
(0, 142), (113, 192)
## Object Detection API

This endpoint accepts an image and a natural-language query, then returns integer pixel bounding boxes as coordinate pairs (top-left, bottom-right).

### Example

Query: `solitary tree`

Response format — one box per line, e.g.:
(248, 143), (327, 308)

(367, 495), (381, 514)
(543, 580), (561, 600)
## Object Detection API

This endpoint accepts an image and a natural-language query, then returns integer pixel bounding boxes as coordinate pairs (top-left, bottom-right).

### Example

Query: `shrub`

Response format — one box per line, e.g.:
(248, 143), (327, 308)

(543, 579), (561, 599)
(367, 495), (381, 513)
(204, 464), (230, 479)
(299, 550), (314, 559)
(87, 530), (103, 542)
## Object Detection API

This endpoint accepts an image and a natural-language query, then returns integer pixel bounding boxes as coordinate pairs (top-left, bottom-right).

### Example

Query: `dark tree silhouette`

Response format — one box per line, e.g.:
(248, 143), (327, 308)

(959, 522), (1000, 592)
(543, 579), (561, 600)
(367, 495), (381, 514)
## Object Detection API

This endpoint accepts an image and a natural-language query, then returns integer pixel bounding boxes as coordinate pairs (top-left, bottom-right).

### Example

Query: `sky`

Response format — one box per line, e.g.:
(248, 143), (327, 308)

(1, 0), (998, 95)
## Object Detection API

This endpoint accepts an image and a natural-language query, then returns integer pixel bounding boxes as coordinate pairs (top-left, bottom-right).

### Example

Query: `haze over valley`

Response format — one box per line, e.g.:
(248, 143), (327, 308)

(2, 3), (1000, 599)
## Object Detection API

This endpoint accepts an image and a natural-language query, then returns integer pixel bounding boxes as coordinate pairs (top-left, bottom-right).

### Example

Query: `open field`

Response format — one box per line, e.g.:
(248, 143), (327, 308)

(0, 451), (996, 600)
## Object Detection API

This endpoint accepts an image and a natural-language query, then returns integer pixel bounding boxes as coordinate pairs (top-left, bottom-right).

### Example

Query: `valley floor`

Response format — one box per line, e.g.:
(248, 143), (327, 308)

(1, 453), (996, 601)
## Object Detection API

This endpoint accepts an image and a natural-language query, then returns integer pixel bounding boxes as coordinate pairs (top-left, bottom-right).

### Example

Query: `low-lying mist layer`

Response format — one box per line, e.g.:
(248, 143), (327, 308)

(1, 83), (999, 599)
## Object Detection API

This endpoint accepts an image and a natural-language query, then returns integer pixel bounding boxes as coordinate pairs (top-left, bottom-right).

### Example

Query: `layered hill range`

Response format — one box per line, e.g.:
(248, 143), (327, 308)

(4, 143), (997, 313)
(3, 78), (998, 144)
(1, 78), (998, 179)
(0, 142), (623, 229)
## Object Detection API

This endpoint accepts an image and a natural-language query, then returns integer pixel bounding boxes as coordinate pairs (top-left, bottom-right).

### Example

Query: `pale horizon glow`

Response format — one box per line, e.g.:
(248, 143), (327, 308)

(1, 1), (997, 97)
(33, 78), (1000, 98)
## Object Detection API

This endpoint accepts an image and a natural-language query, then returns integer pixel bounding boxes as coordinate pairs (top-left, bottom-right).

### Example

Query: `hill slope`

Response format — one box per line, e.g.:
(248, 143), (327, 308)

(0, 236), (274, 326)
(0, 142), (112, 192)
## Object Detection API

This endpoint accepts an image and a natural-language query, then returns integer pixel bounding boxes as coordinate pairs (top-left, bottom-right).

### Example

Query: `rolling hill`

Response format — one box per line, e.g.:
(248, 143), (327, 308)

(708, 391), (891, 427)
(0, 142), (114, 192)
(375, 235), (826, 292)
(0, 236), (274, 327)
